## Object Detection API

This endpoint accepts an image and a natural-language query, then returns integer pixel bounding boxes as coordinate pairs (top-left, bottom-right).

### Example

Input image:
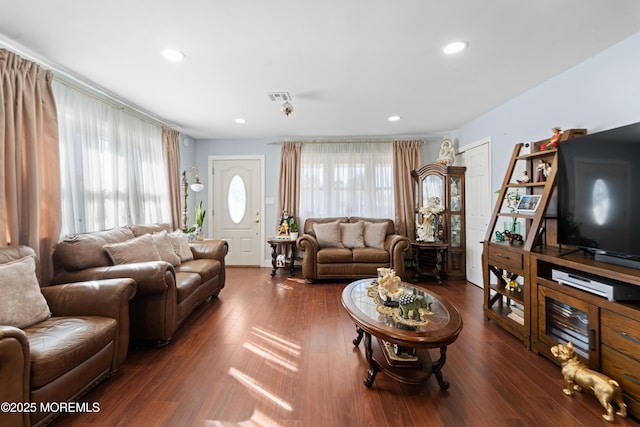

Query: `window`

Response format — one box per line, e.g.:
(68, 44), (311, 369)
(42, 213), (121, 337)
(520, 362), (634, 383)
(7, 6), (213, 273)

(54, 81), (171, 237)
(298, 142), (394, 225)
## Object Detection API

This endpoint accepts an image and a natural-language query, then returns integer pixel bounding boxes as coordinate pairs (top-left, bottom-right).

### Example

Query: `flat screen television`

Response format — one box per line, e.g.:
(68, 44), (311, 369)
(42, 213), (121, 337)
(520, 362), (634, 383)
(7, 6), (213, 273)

(557, 121), (640, 269)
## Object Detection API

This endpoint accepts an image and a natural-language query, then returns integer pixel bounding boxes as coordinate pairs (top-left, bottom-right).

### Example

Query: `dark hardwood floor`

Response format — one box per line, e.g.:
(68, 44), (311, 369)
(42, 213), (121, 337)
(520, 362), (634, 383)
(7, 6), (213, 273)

(52, 267), (638, 427)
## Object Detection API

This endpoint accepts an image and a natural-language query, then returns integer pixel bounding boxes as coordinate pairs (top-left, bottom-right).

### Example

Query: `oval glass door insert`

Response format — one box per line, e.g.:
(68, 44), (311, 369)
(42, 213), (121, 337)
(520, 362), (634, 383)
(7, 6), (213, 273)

(228, 175), (247, 224)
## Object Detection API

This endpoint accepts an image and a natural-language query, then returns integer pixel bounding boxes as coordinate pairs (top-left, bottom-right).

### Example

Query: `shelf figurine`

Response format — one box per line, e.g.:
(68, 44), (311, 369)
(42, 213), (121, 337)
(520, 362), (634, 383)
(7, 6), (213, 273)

(536, 160), (548, 182)
(516, 170), (530, 184)
(541, 127), (562, 150)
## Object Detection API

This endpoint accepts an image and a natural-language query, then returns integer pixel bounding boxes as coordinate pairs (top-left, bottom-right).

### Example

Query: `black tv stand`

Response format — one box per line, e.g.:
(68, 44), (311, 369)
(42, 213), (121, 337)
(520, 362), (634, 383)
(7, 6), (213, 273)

(594, 252), (640, 271)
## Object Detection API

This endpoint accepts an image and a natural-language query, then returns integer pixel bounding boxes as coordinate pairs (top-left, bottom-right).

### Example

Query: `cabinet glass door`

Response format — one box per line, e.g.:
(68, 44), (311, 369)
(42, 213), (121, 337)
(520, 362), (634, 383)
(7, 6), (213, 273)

(450, 214), (461, 247)
(538, 286), (598, 367)
(450, 176), (461, 212)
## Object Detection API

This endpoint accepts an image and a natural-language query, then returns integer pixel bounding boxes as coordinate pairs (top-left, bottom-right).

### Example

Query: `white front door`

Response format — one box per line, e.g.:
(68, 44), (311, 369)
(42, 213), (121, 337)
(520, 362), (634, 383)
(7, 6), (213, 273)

(459, 138), (491, 287)
(210, 156), (264, 266)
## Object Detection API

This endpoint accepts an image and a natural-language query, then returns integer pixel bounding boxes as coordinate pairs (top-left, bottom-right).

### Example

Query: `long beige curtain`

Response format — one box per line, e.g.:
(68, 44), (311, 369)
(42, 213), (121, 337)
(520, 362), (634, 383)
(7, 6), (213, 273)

(0, 49), (61, 284)
(276, 142), (301, 227)
(162, 127), (181, 231)
(393, 140), (422, 240)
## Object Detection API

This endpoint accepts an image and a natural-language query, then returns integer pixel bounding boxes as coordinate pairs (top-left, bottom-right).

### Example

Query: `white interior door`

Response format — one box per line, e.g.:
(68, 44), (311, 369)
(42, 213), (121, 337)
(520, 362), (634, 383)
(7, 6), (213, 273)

(210, 156), (264, 266)
(459, 138), (491, 287)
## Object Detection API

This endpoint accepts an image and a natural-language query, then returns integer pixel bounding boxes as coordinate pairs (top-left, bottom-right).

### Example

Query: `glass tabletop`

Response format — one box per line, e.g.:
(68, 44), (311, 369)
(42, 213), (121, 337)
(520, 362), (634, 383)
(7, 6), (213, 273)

(345, 278), (451, 333)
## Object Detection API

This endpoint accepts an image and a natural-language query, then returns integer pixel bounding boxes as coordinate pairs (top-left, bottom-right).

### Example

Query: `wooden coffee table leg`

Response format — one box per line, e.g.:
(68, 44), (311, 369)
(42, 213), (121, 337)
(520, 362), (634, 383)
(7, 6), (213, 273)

(353, 325), (364, 347)
(432, 346), (450, 390)
(363, 332), (379, 388)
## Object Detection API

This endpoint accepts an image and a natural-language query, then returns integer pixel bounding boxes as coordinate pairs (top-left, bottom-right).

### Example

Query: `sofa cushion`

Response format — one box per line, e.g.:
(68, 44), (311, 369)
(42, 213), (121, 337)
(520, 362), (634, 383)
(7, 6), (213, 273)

(167, 231), (194, 262)
(24, 316), (116, 388)
(152, 230), (181, 266)
(54, 227), (135, 271)
(317, 247), (353, 263)
(340, 222), (365, 249)
(313, 221), (344, 248)
(363, 221), (387, 249)
(175, 259), (221, 284)
(129, 223), (171, 237)
(352, 247), (390, 263)
(103, 234), (162, 265)
(0, 256), (51, 329)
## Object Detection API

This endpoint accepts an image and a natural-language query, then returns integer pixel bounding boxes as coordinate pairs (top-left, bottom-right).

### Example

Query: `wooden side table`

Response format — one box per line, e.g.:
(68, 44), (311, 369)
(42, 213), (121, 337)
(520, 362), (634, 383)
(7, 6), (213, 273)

(411, 241), (448, 284)
(267, 237), (297, 277)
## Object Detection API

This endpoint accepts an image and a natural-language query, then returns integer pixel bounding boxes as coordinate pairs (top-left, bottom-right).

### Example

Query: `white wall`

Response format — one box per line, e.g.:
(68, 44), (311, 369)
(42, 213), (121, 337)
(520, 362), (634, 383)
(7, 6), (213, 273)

(454, 32), (640, 192)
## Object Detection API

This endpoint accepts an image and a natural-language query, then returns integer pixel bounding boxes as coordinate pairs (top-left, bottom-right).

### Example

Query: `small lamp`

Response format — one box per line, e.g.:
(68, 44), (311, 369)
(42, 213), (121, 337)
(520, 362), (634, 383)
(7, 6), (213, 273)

(182, 166), (204, 231)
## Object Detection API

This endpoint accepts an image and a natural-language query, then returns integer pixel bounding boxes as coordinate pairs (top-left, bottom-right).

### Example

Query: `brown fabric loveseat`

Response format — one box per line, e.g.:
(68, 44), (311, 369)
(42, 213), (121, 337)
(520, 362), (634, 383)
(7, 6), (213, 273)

(297, 217), (410, 282)
(0, 245), (136, 427)
(51, 223), (228, 346)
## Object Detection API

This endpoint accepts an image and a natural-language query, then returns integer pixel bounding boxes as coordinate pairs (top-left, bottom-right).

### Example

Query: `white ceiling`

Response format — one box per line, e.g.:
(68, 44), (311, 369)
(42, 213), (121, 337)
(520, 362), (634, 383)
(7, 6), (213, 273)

(1, 1), (639, 140)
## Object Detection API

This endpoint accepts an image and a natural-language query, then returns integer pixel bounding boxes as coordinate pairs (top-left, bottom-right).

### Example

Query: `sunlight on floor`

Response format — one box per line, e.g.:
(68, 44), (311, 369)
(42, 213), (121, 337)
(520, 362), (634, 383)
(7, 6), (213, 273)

(228, 368), (293, 412)
(213, 326), (302, 426)
(242, 342), (298, 373)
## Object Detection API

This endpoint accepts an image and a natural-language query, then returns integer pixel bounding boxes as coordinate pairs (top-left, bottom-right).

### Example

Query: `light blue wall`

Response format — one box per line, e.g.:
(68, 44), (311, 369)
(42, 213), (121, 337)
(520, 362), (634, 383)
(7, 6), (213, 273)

(454, 32), (640, 191)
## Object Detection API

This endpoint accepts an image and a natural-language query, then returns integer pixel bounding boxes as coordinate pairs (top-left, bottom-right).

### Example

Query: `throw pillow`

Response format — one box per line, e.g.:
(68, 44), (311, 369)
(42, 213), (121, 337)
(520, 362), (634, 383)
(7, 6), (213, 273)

(103, 234), (162, 265)
(340, 222), (365, 249)
(152, 230), (182, 266)
(313, 221), (344, 248)
(167, 231), (194, 262)
(363, 222), (387, 249)
(0, 256), (51, 329)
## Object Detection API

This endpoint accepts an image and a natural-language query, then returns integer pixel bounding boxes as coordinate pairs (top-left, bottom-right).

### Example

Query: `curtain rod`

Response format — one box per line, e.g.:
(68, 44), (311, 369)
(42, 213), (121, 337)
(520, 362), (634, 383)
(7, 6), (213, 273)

(269, 139), (425, 145)
(0, 36), (179, 131)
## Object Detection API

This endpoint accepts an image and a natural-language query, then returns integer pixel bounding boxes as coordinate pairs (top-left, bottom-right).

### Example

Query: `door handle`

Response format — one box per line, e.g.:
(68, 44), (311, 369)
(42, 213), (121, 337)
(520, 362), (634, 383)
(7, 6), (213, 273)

(254, 211), (260, 223)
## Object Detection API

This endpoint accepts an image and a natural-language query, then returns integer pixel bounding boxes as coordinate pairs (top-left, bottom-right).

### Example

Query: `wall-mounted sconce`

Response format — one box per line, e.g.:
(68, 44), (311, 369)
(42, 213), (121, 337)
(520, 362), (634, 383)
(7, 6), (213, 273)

(182, 166), (204, 231)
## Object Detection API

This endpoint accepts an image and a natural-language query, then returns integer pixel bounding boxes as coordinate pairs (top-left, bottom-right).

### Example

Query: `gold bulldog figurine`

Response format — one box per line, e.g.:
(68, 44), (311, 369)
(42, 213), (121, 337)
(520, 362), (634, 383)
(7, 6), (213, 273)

(550, 341), (627, 422)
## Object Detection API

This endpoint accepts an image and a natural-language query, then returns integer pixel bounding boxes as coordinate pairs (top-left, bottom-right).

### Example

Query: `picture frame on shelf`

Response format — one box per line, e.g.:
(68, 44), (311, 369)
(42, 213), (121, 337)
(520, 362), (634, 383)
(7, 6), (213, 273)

(517, 194), (542, 213)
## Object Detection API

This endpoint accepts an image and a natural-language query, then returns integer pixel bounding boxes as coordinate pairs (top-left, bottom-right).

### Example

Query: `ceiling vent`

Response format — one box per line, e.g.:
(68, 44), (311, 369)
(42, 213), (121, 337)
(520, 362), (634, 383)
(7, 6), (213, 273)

(266, 92), (292, 102)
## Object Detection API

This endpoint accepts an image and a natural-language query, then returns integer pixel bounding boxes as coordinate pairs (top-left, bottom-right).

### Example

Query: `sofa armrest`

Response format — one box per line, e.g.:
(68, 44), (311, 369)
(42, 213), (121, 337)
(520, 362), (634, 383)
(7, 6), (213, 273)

(384, 234), (411, 278)
(189, 239), (229, 261)
(41, 278), (137, 370)
(297, 234), (320, 280)
(41, 279), (136, 318)
(0, 326), (30, 426)
(52, 261), (175, 296)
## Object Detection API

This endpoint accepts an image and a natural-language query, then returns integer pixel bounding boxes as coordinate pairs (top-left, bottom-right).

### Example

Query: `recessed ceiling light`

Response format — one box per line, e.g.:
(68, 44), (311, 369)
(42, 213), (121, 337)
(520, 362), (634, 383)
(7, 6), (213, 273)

(235, 118), (247, 124)
(388, 115), (401, 122)
(161, 48), (185, 62)
(442, 41), (468, 55)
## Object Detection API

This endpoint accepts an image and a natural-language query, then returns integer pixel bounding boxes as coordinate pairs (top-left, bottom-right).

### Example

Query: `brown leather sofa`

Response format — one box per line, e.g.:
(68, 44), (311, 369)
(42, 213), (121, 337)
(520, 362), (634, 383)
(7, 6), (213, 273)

(51, 223), (228, 346)
(297, 217), (410, 281)
(0, 246), (136, 427)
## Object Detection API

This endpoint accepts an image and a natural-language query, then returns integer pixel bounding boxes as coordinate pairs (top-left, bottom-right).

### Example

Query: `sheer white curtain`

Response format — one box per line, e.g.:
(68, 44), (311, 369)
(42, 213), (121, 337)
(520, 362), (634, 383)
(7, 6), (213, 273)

(53, 81), (171, 237)
(298, 142), (394, 227)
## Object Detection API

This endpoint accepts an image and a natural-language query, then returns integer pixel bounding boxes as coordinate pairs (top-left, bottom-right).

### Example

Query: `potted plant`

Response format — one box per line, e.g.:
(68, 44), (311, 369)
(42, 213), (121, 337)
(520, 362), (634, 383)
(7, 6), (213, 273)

(499, 189), (521, 234)
(289, 217), (298, 241)
(187, 201), (206, 240)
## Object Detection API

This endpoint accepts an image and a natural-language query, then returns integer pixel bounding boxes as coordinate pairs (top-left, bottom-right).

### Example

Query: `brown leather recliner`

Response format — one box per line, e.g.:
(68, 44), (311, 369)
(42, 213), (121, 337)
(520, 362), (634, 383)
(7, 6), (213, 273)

(0, 246), (136, 427)
(51, 224), (228, 346)
(297, 217), (410, 282)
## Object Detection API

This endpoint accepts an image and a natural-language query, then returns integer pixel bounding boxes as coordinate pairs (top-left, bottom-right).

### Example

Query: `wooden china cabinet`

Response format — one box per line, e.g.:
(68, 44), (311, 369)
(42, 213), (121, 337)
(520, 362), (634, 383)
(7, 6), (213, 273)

(411, 163), (466, 280)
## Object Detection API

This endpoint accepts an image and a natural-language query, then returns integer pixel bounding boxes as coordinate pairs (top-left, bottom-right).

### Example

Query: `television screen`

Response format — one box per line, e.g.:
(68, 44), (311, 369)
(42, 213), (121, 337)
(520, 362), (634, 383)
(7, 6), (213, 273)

(557, 122), (640, 263)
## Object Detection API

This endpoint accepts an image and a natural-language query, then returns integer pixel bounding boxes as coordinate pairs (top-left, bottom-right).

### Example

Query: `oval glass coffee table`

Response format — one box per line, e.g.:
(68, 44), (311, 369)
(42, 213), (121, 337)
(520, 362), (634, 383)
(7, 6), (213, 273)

(341, 278), (463, 388)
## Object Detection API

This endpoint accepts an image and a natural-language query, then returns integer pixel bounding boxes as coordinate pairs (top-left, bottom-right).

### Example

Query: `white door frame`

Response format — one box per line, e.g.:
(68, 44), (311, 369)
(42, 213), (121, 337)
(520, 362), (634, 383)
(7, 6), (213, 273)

(208, 155), (266, 266)
(458, 137), (491, 287)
